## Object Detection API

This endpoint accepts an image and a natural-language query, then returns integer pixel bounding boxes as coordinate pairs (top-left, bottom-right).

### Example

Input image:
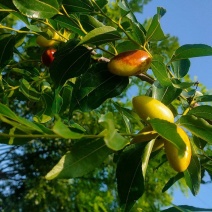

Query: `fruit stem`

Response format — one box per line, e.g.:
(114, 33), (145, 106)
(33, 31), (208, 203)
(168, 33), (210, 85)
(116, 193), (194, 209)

(136, 73), (155, 84)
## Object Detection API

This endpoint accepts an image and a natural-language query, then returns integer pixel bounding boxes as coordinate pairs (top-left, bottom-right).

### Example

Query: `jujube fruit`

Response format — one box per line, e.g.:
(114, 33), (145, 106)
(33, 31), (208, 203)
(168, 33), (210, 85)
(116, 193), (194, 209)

(164, 126), (191, 172)
(108, 50), (152, 76)
(41, 48), (56, 67)
(132, 96), (174, 122)
(36, 31), (60, 47)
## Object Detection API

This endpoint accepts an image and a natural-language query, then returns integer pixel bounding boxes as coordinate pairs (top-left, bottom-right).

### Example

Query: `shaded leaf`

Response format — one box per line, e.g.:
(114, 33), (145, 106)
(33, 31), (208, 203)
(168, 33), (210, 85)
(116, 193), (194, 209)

(184, 149), (201, 196)
(13, 0), (60, 19)
(78, 26), (121, 46)
(116, 144), (146, 211)
(45, 138), (111, 179)
(171, 44), (212, 61)
(99, 112), (129, 151)
(162, 205), (212, 212)
(50, 45), (91, 86)
(178, 115), (212, 144)
(19, 78), (41, 101)
(172, 59), (190, 78)
(194, 94), (212, 102)
(70, 63), (129, 112)
(152, 81), (182, 105)
(0, 34), (15, 68)
(80, 15), (104, 32)
(162, 172), (184, 193)
(62, 0), (93, 13)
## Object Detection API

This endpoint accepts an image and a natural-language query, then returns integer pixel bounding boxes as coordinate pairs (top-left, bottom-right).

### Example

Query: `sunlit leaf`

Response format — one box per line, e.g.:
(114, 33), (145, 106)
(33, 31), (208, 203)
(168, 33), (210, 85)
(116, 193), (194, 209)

(171, 44), (212, 61)
(146, 14), (166, 42)
(151, 56), (172, 86)
(78, 26), (121, 46)
(194, 94), (212, 102)
(99, 112), (129, 151)
(149, 119), (186, 156)
(178, 115), (212, 144)
(45, 138), (111, 179)
(13, 0), (60, 19)
(52, 119), (83, 139)
(62, 0), (93, 13)
(187, 105), (212, 120)
(162, 205), (212, 212)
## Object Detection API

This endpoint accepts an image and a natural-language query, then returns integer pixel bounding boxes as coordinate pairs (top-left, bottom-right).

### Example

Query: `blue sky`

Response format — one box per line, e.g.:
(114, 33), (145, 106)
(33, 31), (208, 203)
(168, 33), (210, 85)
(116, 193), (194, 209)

(137, 1), (212, 208)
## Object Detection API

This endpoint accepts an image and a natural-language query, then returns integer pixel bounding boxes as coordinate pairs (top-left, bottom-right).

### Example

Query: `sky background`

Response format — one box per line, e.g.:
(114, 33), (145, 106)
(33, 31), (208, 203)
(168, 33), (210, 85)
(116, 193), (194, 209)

(137, 0), (212, 208)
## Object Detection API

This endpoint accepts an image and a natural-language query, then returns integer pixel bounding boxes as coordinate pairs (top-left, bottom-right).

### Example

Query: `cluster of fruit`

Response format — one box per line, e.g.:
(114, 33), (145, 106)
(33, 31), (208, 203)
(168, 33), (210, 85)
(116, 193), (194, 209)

(36, 30), (191, 172)
(107, 50), (191, 172)
(132, 95), (191, 172)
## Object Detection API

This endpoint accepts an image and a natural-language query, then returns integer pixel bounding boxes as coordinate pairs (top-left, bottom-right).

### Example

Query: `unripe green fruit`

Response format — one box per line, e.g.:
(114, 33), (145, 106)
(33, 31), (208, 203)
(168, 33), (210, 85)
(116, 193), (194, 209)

(108, 50), (152, 76)
(132, 96), (174, 122)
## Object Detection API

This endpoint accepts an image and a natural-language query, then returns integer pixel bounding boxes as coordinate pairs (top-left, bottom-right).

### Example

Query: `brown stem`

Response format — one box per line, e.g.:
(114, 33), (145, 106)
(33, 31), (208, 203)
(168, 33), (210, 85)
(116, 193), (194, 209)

(136, 73), (155, 84)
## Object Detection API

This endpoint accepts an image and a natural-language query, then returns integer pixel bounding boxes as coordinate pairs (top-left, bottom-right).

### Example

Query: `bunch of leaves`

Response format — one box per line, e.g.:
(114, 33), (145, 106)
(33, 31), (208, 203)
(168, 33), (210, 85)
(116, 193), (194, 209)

(0, 0), (212, 211)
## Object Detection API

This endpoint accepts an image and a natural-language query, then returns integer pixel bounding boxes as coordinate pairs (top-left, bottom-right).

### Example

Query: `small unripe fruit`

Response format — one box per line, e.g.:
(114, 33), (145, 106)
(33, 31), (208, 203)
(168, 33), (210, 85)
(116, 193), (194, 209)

(108, 50), (152, 76)
(132, 96), (174, 122)
(36, 31), (60, 47)
(41, 48), (56, 67)
(164, 126), (191, 172)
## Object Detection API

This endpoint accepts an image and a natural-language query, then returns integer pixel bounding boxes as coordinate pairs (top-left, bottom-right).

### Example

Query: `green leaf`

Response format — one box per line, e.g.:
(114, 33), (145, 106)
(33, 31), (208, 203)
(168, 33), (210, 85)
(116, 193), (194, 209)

(171, 44), (212, 61)
(129, 20), (145, 45)
(192, 135), (207, 150)
(0, 103), (46, 133)
(151, 56), (172, 86)
(45, 138), (111, 179)
(184, 148), (201, 196)
(116, 40), (140, 53)
(80, 15), (105, 32)
(0, 34), (15, 68)
(12, 0), (60, 19)
(50, 45), (91, 86)
(162, 172), (184, 193)
(62, 0), (93, 13)
(78, 26), (121, 46)
(70, 63), (129, 112)
(194, 94), (212, 102)
(171, 79), (195, 89)
(149, 119), (186, 156)
(33, 93), (53, 123)
(19, 79), (41, 101)
(172, 59), (190, 78)
(187, 105), (212, 120)
(152, 81), (182, 105)
(116, 144), (145, 211)
(179, 115), (212, 144)
(54, 15), (85, 36)
(52, 119), (83, 139)
(162, 205), (212, 212)
(99, 113), (129, 151)
(146, 14), (166, 42)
